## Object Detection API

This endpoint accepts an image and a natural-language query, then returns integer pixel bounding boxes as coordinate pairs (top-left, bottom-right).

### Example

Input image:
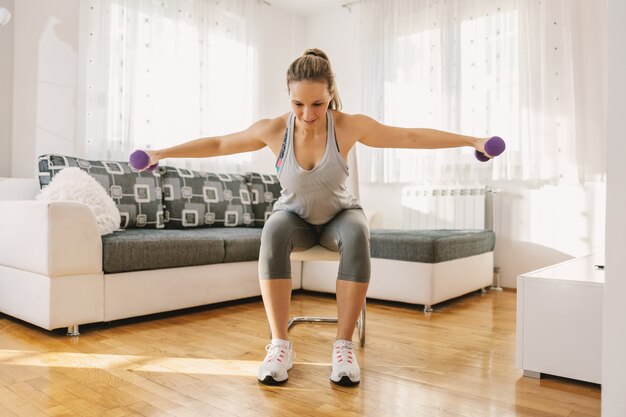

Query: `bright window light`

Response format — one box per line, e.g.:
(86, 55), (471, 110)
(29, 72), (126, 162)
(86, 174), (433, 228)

(94, 3), (256, 169)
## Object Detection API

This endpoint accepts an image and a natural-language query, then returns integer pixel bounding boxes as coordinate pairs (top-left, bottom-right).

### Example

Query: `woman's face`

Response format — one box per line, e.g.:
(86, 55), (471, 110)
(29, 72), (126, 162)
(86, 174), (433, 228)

(289, 80), (332, 130)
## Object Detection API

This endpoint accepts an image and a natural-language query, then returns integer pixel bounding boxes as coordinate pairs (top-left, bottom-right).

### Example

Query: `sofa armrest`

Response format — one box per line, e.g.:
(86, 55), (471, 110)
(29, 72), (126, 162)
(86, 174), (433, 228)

(0, 200), (102, 277)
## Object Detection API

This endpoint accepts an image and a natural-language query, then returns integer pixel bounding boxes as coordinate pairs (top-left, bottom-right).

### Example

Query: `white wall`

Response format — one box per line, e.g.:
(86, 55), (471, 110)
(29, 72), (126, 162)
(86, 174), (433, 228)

(0, 0), (13, 177)
(494, 181), (605, 287)
(251, 5), (307, 173)
(306, 6), (362, 114)
(11, 0), (80, 179)
(603, 0), (626, 414)
(257, 6), (307, 119)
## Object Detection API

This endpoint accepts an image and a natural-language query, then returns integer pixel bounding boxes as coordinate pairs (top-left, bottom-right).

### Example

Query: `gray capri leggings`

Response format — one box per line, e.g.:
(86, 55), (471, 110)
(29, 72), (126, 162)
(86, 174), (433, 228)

(259, 208), (371, 283)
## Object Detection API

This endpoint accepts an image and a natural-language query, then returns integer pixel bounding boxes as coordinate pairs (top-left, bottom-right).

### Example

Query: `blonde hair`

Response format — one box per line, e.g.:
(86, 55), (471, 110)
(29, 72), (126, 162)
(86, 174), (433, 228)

(286, 48), (342, 111)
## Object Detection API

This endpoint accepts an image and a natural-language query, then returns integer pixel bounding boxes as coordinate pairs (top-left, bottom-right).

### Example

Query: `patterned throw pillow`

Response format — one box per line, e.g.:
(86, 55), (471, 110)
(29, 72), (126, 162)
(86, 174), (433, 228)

(161, 167), (254, 228)
(38, 154), (165, 229)
(245, 172), (282, 227)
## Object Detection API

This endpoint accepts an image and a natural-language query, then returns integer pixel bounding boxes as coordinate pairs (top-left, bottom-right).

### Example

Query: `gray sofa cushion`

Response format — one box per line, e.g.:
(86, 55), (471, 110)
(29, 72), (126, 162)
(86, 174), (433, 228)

(245, 172), (282, 227)
(102, 228), (495, 274)
(217, 228), (263, 263)
(161, 167), (254, 229)
(102, 229), (226, 273)
(370, 229), (495, 263)
(38, 154), (165, 229)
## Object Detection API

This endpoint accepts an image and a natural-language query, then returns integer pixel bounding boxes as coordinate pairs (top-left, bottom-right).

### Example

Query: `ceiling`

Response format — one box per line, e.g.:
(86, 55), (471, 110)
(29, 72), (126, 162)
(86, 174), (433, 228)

(267, 0), (349, 17)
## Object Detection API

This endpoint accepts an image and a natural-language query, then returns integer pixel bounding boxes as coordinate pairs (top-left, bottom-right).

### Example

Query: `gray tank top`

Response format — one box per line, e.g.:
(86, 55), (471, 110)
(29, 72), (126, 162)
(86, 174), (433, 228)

(272, 110), (361, 225)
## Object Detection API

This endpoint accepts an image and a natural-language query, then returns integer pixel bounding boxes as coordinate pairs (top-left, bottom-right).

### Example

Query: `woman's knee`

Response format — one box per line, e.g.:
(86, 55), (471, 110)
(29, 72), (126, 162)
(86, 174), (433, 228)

(335, 210), (370, 248)
(259, 210), (314, 279)
(332, 210), (371, 282)
(261, 210), (301, 246)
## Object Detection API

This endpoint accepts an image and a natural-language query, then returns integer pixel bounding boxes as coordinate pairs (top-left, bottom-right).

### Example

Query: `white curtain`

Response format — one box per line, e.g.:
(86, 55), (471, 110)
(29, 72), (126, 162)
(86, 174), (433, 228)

(82, 0), (260, 172)
(358, 0), (606, 186)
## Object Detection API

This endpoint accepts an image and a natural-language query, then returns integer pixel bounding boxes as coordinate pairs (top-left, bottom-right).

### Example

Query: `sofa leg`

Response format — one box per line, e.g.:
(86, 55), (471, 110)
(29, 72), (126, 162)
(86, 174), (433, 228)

(423, 305), (433, 313)
(481, 287), (488, 295)
(66, 325), (80, 336)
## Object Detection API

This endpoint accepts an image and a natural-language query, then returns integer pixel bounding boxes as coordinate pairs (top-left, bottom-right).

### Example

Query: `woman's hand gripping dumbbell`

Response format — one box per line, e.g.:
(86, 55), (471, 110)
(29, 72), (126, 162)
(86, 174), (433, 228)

(475, 136), (506, 161)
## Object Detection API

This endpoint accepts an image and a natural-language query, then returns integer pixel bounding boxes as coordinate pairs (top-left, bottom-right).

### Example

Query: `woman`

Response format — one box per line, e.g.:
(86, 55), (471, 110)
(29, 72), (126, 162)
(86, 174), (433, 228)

(142, 48), (494, 387)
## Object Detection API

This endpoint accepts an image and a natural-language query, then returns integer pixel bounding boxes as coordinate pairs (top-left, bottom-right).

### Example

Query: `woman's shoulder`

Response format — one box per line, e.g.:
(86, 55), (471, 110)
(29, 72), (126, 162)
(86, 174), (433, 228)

(332, 110), (376, 131)
(250, 113), (290, 136)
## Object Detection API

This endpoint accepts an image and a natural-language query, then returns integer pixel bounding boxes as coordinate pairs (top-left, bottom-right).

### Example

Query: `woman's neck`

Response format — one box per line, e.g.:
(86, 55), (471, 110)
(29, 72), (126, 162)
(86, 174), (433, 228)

(295, 114), (327, 139)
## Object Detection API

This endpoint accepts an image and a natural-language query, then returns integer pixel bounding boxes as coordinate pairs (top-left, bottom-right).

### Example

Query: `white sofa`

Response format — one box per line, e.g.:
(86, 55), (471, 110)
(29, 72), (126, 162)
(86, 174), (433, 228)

(0, 177), (494, 335)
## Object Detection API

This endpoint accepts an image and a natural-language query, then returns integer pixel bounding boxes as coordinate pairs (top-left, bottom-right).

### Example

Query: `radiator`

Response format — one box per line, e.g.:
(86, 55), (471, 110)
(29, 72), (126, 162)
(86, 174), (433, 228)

(401, 186), (487, 230)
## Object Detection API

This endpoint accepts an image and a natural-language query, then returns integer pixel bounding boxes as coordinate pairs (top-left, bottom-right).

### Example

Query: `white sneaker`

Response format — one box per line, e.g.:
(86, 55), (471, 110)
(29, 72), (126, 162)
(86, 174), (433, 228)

(330, 339), (360, 386)
(257, 339), (294, 385)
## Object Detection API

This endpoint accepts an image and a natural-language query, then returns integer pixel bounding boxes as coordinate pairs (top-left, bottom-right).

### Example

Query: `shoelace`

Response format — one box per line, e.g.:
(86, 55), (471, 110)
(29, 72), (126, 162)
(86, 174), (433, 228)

(334, 341), (355, 365)
(264, 344), (294, 364)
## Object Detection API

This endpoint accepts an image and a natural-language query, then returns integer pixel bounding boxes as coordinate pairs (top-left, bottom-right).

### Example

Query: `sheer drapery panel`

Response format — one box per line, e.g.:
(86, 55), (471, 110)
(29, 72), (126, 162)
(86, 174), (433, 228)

(82, 0), (260, 172)
(358, 0), (605, 185)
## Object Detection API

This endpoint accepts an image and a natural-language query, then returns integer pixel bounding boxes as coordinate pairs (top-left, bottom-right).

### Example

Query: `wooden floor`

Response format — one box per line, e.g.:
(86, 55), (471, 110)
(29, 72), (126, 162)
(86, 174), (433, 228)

(0, 290), (600, 417)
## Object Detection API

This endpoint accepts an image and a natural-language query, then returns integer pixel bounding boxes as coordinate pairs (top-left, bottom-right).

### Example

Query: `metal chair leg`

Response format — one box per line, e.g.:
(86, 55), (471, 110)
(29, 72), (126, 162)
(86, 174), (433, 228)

(277, 300), (367, 347)
(288, 316), (338, 329)
(357, 301), (366, 347)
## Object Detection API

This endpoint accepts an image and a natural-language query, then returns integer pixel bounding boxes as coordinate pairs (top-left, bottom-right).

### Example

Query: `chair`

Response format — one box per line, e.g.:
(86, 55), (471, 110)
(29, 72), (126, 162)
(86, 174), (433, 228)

(289, 247), (367, 347)
(284, 149), (367, 347)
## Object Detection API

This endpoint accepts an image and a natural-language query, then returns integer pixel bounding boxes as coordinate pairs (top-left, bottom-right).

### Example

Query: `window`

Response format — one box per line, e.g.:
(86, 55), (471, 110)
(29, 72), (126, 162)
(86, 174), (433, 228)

(83, 0), (258, 171)
(360, 2), (524, 184)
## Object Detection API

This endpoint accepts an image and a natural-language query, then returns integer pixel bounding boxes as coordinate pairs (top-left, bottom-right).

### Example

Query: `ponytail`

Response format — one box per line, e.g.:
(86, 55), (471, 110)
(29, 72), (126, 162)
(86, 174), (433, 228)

(286, 48), (342, 110)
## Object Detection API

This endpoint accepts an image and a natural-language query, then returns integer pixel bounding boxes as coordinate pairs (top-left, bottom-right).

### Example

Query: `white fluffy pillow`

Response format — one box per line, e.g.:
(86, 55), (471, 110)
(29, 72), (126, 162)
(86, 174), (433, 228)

(37, 167), (121, 235)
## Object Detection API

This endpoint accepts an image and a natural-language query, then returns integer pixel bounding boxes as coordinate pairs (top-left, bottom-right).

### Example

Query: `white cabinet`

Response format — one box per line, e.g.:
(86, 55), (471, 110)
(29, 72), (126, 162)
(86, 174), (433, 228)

(516, 253), (604, 384)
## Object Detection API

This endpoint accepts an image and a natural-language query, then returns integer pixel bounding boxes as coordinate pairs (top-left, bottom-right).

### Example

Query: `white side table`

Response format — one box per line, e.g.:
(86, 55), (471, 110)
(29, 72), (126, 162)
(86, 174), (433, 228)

(516, 253), (604, 384)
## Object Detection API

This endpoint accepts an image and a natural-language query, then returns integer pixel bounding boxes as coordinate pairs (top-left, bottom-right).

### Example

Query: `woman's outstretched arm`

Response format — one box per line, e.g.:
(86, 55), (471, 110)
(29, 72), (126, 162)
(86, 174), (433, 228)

(350, 114), (490, 155)
(143, 118), (275, 167)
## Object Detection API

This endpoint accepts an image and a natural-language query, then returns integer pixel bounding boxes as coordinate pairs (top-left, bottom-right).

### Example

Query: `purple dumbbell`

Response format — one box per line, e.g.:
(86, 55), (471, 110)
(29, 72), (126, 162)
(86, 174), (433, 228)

(129, 149), (158, 172)
(475, 136), (506, 162)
